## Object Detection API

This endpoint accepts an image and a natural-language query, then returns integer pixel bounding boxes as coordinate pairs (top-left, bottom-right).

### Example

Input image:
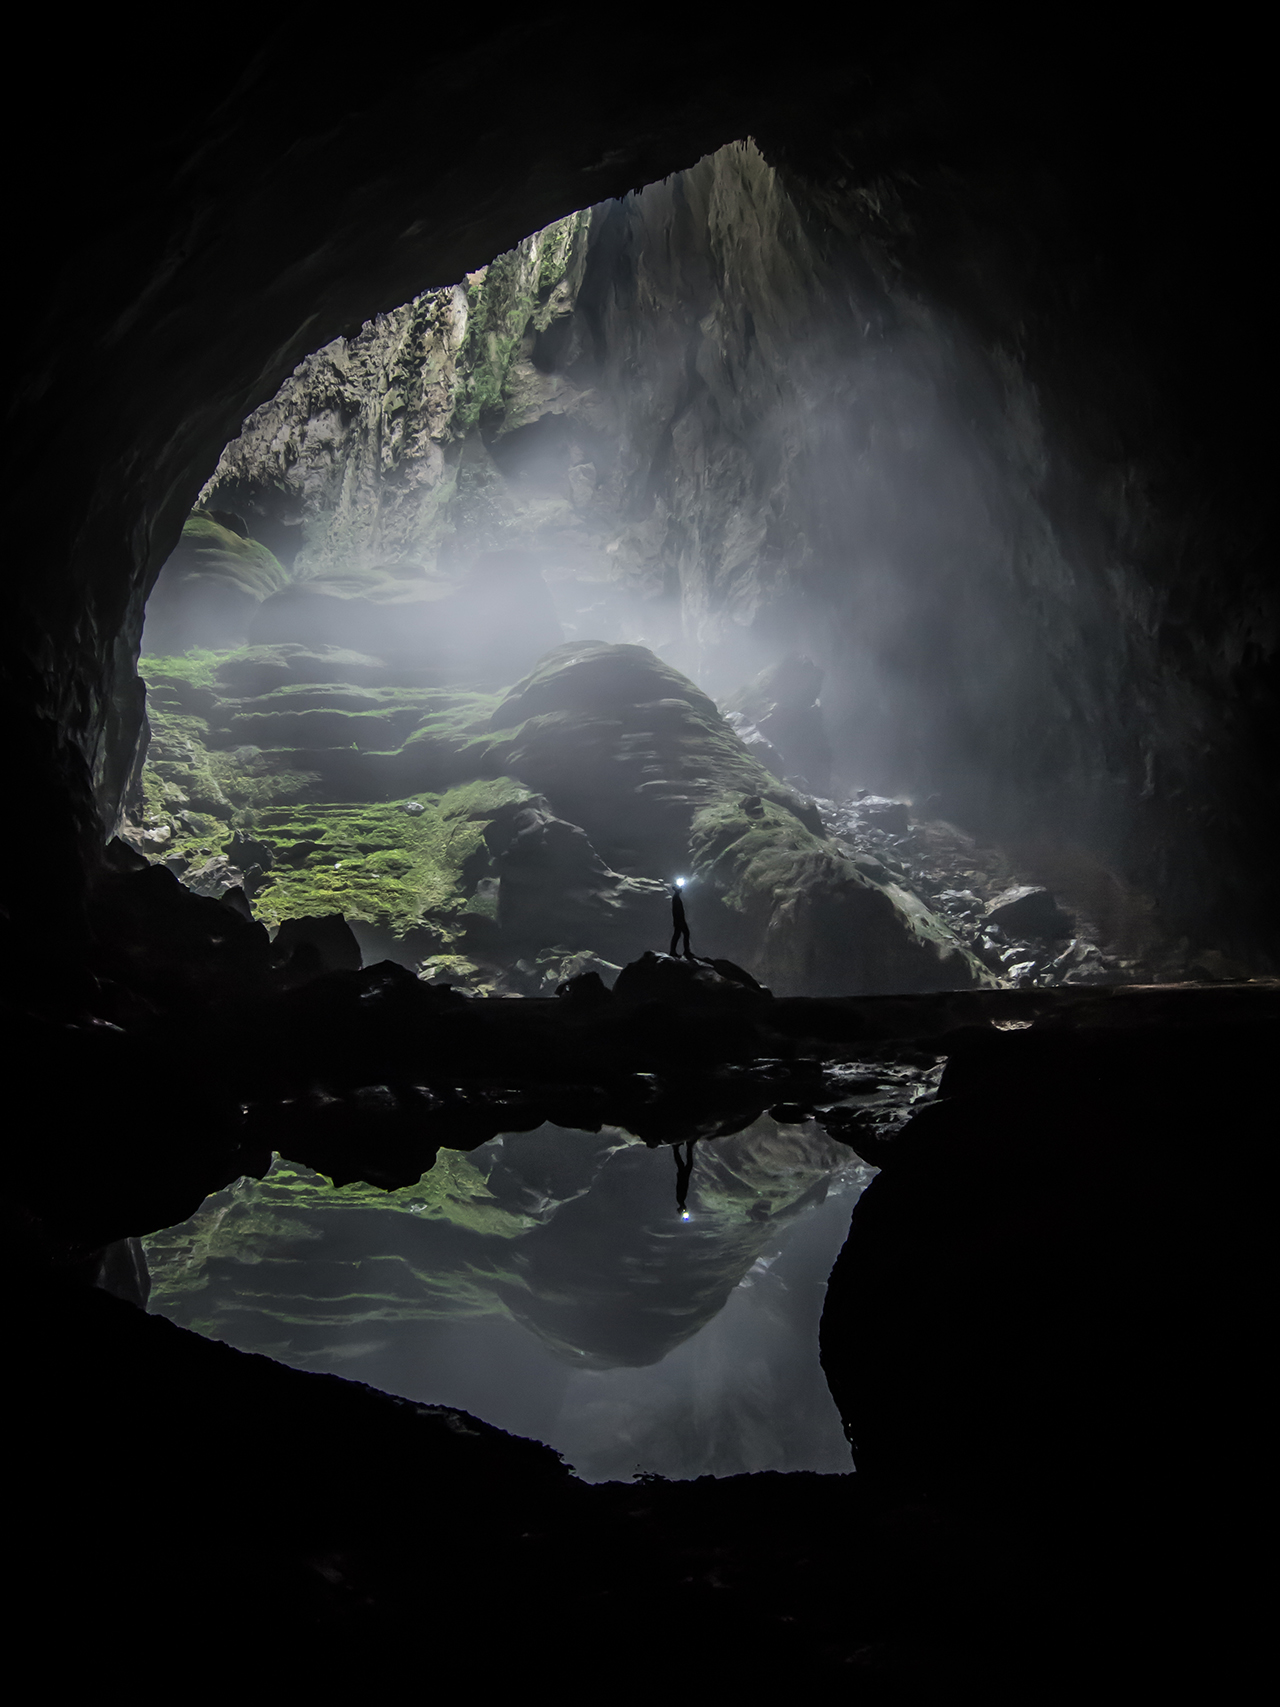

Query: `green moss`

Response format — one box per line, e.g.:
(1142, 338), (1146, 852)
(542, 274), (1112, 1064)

(689, 793), (994, 993)
(249, 778), (531, 939)
(452, 213), (587, 431)
(132, 650), (522, 924)
(143, 1149), (536, 1334)
(690, 795), (827, 914)
(175, 512), (289, 597)
(139, 648), (230, 690)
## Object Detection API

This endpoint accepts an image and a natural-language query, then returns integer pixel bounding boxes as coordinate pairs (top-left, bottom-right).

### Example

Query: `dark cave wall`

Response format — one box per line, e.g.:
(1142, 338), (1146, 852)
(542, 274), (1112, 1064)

(768, 83), (1275, 960)
(6, 22), (1272, 970)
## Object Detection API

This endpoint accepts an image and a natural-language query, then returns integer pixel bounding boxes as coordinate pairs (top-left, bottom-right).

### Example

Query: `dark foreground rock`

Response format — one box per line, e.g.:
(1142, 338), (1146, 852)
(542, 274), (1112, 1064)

(8, 963), (1271, 1696)
(9, 819), (1276, 1698)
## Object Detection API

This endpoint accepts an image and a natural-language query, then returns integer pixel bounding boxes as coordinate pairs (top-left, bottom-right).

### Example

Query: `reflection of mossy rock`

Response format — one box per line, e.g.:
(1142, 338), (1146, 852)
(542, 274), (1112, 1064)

(142, 1120), (852, 1372)
(142, 512), (290, 653)
(500, 1119), (853, 1368)
(142, 1149), (541, 1349)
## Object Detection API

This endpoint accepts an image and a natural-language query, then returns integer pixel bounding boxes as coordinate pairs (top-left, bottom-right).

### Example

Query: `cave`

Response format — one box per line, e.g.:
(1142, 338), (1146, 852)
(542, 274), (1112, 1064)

(7, 21), (1272, 1698)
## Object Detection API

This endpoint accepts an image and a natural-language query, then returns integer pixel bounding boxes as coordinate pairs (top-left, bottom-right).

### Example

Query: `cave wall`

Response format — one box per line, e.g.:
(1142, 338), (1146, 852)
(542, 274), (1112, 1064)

(197, 143), (1134, 838)
(197, 129), (1277, 963)
(6, 23), (1272, 976)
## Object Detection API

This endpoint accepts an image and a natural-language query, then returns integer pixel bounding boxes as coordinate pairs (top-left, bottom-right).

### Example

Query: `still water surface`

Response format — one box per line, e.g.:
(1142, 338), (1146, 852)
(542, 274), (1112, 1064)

(144, 1117), (876, 1481)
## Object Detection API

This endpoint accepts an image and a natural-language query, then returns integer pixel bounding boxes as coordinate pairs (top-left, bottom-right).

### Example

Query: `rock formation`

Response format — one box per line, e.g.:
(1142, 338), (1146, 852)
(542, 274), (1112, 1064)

(128, 625), (989, 994)
(7, 25), (1273, 1700)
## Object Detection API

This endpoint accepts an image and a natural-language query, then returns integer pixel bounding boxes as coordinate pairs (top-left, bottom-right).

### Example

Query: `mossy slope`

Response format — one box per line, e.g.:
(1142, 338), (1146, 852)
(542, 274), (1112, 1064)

(132, 636), (988, 992)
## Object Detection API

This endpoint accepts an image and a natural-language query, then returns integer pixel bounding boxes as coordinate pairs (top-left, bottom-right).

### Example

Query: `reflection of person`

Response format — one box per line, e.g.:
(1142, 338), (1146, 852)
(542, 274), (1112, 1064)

(673, 1140), (695, 1212)
(670, 883), (692, 958)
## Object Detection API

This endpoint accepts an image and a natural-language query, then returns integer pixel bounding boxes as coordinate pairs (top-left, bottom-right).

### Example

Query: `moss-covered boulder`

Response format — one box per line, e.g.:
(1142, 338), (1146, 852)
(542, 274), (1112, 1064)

(141, 512), (290, 653)
(480, 642), (991, 994)
(482, 642), (825, 868)
(689, 795), (989, 996)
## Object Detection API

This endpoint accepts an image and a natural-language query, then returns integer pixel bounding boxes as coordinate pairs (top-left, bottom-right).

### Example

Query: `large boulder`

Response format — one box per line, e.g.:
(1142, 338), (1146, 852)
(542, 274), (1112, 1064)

(271, 913), (363, 979)
(484, 643), (990, 995)
(484, 642), (825, 873)
(142, 512), (290, 653)
(482, 798), (668, 957)
(689, 794), (990, 996)
(611, 950), (770, 1011)
(985, 885), (1075, 940)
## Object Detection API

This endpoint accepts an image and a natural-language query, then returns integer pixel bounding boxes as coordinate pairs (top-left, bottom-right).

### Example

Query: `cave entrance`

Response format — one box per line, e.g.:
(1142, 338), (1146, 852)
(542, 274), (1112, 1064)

(130, 140), (1178, 1479)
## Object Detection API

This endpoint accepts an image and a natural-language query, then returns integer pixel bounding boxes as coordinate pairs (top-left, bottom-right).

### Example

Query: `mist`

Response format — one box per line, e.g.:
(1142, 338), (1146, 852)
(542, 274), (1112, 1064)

(145, 142), (1146, 884)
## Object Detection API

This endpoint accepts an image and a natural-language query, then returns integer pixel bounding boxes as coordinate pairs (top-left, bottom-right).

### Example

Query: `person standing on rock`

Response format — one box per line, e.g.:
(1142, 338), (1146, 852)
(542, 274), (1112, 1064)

(669, 879), (692, 958)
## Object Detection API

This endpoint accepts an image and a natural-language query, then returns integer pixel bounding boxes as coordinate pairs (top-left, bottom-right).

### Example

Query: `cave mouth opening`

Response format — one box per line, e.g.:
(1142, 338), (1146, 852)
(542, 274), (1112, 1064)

(131, 138), (1190, 1001)
(122, 139), (1217, 1483)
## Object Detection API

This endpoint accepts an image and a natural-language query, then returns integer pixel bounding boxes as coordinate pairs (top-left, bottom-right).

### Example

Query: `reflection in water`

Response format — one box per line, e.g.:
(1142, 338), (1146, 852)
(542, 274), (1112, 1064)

(143, 1117), (876, 1480)
(673, 1140), (695, 1217)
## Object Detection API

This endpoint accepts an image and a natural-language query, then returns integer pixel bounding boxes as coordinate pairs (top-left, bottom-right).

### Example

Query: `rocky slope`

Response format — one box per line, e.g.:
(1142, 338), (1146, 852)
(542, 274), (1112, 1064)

(175, 137), (1273, 975)
(127, 629), (992, 995)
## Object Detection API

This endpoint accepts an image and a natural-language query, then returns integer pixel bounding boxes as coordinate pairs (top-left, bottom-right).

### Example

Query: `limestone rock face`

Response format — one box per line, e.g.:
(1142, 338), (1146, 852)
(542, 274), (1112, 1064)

(189, 138), (1142, 891)
(482, 797), (668, 957)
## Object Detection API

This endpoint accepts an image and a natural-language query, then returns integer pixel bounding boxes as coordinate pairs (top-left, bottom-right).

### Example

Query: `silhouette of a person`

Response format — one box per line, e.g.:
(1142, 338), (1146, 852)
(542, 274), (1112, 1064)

(673, 1140), (695, 1213)
(670, 882), (692, 958)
